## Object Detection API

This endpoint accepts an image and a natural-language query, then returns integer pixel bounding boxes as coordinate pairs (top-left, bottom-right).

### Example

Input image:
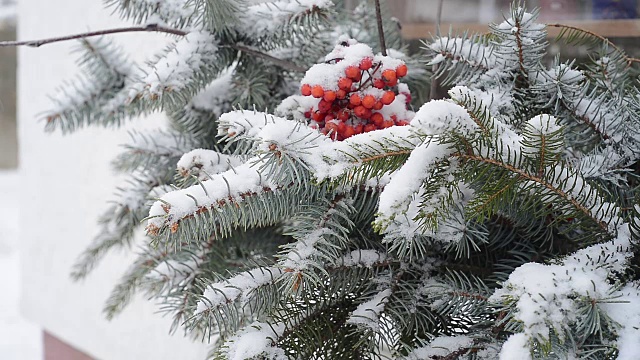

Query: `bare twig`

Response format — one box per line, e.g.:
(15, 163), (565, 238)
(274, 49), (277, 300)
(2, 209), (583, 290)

(547, 23), (640, 65)
(0, 24), (188, 47)
(0, 24), (306, 72)
(429, 0), (444, 100)
(374, 0), (387, 56)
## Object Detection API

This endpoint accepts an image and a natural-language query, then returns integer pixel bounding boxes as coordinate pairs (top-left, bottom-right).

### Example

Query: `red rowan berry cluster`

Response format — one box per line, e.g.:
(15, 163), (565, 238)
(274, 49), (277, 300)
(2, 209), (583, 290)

(298, 39), (414, 140)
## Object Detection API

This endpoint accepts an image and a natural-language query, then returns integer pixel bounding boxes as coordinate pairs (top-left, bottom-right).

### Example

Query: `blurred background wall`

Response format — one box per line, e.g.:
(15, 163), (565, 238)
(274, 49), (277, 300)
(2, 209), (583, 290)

(0, 0), (16, 169)
(11, 0), (640, 359)
(17, 0), (209, 358)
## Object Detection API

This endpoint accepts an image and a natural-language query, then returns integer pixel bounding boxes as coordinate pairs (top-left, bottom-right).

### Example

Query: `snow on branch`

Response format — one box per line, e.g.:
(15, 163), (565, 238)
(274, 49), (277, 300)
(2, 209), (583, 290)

(129, 30), (219, 103)
(404, 335), (475, 360)
(346, 289), (391, 330)
(600, 283), (640, 359)
(221, 321), (287, 360)
(146, 158), (276, 234)
(490, 223), (634, 355)
(195, 267), (283, 315)
(336, 249), (387, 268)
(218, 109), (418, 181)
(374, 93), (480, 238)
(176, 149), (244, 180)
(239, 0), (333, 38)
(491, 7), (547, 73)
(429, 36), (494, 72)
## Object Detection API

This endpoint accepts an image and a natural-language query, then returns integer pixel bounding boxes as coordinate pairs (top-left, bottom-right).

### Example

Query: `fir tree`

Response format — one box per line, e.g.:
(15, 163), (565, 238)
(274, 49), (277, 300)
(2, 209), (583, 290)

(14, 0), (640, 358)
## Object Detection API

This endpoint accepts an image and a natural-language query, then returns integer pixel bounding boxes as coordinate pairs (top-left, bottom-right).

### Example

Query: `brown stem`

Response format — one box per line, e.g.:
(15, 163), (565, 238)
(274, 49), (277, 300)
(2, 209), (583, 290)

(374, 0), (387, 56)
(0, 24), (306, 72)
(0, 24), (188, 47)
(514, 16), (527, 76)
(354, 62), (382, 92)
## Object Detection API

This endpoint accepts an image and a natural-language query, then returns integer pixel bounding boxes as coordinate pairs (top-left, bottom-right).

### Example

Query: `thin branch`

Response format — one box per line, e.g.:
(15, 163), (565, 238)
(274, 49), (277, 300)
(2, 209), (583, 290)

(457, 153), (610, 232)
(0, 24), (188, 47)
(514, 16), (527, 76)
(547, 23), (640, 65)
(374, 0), (387, 56)
(0, 24), (306, 72)
(429, 0), (444, 100)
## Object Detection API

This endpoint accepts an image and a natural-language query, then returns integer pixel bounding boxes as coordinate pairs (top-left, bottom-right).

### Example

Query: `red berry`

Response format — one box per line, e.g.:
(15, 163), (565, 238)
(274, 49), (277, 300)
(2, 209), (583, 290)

(354, 105), (367, 118)
(312, 112), (325, 122)
(381, 119), (394, 128)
(345, 66), (360, 79)
(354, 124), (364, 134)
(396, 120), (410, 126)
(301, 84), (312, 96)
(373, 78), (385, 89)
(343, 126), (356, 138)
(325, 114), (336, 122)
(337, 121), (347, 134)
(304, 110), (312, 119)
(371, 112), (384, 127)
(311, 85), (324, 98)
(364, 124), (377, 132)
(338, 78), (353, 91)
(396, 64), (408, 77)
(373, 101), (383, 110)
(336, 89), (347, 99)
(323, 90), (337, 102)
(359, 57), (373, 70)
(337, 109), (350, 122)
(318, 100), (331, 113)
(404, 93), (412, 105)
(361, 108), (372, 119)
(362, 95), (376, 109)
(382, 70), (397, 83)
(386, 78), (398, 87)
(349, 94), (362, 106)
(381, 91), (396, 105)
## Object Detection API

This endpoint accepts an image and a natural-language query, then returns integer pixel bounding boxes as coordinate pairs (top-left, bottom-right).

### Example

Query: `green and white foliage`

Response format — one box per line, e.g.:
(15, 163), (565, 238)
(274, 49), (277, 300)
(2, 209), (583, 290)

(58, 0), (428, 285)
(52, 1), (640, 359)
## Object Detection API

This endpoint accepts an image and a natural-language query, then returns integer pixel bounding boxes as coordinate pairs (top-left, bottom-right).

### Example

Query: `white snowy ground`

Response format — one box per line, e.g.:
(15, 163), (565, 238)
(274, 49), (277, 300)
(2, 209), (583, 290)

(0, 171), (42, 359)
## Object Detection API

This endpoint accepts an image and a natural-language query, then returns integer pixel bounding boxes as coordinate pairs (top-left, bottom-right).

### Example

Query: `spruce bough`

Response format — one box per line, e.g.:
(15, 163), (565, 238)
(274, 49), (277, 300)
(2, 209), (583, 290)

(43, 1), (640, 359)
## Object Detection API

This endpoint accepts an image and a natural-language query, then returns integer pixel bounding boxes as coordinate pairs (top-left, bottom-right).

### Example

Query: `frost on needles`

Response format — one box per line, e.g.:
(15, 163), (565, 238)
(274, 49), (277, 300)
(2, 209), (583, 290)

(48, 1), (640, 359)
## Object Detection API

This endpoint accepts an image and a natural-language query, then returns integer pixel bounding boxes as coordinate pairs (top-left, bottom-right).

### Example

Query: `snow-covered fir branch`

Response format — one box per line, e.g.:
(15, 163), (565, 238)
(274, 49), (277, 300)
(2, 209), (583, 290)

(45, 1), (640, 358)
